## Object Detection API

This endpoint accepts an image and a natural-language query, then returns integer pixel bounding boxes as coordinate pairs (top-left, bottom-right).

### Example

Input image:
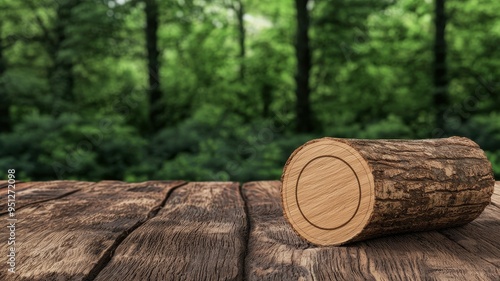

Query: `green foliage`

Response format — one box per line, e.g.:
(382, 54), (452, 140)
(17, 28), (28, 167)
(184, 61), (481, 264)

(0, 0), (499, 181)
(448, 113), (500, 177)
(0, 113), (146, 180)
(148, 105), (305, 181)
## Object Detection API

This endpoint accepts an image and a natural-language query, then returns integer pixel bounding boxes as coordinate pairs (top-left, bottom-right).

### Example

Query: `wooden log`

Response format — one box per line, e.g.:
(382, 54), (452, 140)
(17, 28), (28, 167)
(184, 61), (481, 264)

(281, 136), (495, 246)
(0, 180), (9, 188)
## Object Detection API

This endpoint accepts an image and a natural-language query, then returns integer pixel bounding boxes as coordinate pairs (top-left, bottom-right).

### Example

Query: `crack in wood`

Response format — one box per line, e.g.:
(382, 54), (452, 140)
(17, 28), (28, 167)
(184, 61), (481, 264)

(0, 188), (82, 216)
(83, 181), (188, 281)
(238, 183), (251, 281)
(0, 180), (25, 189)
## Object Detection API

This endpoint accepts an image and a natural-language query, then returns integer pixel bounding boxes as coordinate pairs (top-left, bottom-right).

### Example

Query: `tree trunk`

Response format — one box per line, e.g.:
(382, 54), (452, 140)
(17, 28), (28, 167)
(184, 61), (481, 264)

(48, 0), (78, 116)
(236, 0), (245, 81)
(433, 0), (449, 135)
(294, 0), (313, 133)
(282, 137), (495, 246)
(0, 21), (11, 132)
(48, 60), (74, 104)
(261, 82), (272, 118)
(145, 0), (162, 132)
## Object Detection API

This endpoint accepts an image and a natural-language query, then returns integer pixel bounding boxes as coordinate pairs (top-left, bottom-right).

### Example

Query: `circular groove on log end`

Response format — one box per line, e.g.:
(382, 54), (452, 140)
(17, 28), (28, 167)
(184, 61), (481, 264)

(282, 138), (375, 246)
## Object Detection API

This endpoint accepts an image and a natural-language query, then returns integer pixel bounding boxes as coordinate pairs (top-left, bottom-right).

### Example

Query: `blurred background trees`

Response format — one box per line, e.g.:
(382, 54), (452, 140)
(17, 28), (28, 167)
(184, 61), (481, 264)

(0, 0), (499, 181)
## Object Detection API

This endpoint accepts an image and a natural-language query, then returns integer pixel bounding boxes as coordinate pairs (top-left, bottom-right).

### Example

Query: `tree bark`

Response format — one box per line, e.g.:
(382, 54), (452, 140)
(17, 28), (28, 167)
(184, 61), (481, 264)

(433, 0), (449, 135)
(235, 0), (245, 82)
(282, 137), (495, 246)
(294, 0), (313, 133)
(145, 0), (162, 132)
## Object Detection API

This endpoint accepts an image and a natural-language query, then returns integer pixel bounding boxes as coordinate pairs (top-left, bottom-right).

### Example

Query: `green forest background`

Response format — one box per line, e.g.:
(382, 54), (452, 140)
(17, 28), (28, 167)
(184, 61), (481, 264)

(0, 0), (499, 182)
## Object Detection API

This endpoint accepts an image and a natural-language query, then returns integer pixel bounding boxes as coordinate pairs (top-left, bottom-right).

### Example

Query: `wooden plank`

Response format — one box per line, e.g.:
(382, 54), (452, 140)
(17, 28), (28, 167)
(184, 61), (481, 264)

(0, 181), (30, 193)
(439, 203), (500, 267)
(243, 181), (374, 280)
(95, 182), (247, 281)
(243, 181), (500, 281)
(282, 137), (495, 246)
(0, 181), (31, 192)
(436, 181), (500, 267)
(0, 180), (24, 189)
(361, 231), (500, 280)
(0, 181), (87, 216)
(0, 180), (8, 188)
(0, 180), (184, 281)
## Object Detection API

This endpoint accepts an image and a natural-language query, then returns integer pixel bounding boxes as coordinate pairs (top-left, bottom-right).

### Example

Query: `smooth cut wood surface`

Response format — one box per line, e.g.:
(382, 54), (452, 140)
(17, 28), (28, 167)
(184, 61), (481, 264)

(95, 182), (247, 281)
(244, 181), (500, 281)
(2, 180), (499, 280)
(282, 137), (495, 245)
(281, 138), (375, 246)
(0, 180), (184, 281)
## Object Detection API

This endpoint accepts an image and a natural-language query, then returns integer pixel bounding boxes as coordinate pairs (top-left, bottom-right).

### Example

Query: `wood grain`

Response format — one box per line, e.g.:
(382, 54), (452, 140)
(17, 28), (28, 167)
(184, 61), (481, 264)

(0, 181), (31, 195)
(243, 181), (319, 280)
(361, 231), (500, 281)
(0, 181), (88, 216)
(94, 182), (247, 281)
(0, 180), (9, 188)
(439, 203), (500, 267)
(0, 180), (184, 281)
(244, 181), (500, 280)
(282, 137), (495, 245)
(0, 180), (24, 188)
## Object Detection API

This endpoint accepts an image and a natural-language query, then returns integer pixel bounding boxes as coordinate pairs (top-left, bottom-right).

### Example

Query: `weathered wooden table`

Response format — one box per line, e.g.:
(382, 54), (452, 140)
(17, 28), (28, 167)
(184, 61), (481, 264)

(1, 180), (499, 280)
